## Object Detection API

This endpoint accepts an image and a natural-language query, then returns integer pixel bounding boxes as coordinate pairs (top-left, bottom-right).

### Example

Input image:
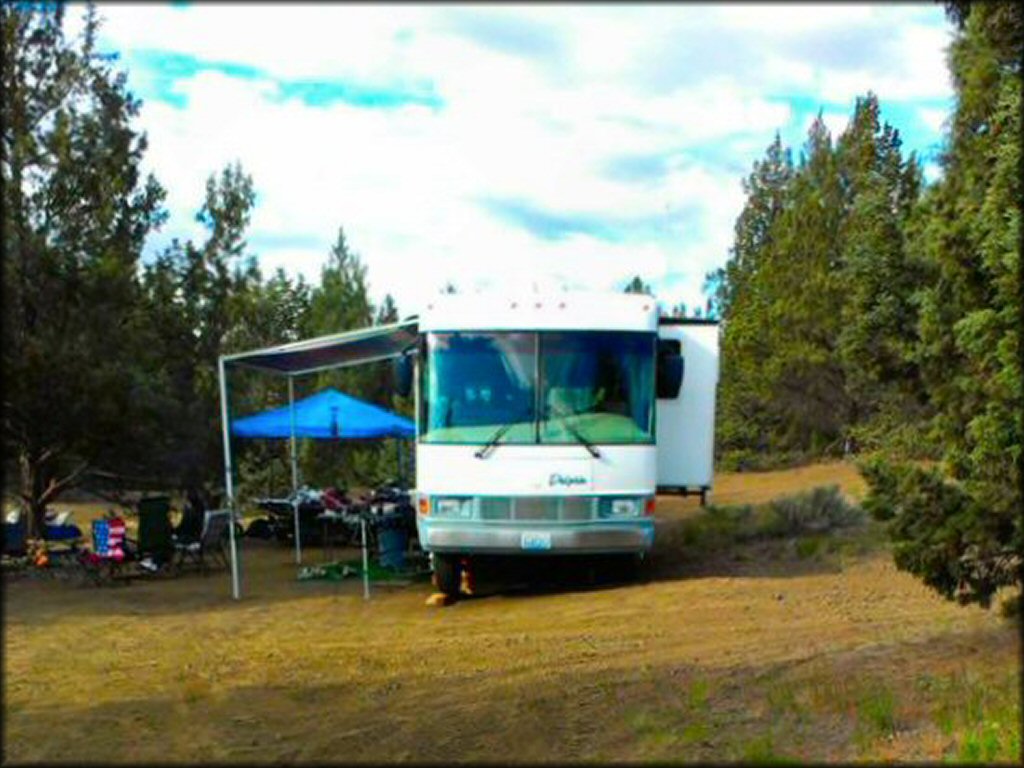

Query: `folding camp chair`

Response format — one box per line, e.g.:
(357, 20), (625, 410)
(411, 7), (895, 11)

(80, 516), (132, 586)
(174, 490), (206, 546)
(136, 496), (176, 576)
(175, 510), (231, 575)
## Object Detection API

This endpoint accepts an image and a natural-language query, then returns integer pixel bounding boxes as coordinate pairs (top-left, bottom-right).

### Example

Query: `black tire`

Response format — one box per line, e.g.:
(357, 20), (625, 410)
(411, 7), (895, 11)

(613, 553), (645, 583)
(433, 553), (462, 597)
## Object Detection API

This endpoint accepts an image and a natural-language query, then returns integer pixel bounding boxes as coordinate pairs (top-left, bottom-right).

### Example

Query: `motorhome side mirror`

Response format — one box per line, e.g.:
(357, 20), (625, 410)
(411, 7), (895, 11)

(656, 340), (684, 398)
(393, 355), (413, 398)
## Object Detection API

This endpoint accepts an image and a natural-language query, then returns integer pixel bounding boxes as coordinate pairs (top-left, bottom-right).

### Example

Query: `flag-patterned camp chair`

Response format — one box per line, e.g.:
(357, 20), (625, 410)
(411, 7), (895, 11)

(80, 516), (132, 585)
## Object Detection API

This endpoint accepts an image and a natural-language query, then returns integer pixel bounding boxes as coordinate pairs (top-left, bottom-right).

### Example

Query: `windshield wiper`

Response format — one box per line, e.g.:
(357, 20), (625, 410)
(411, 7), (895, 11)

(474, 421), (517, 460)
(547, 404), (602, 458)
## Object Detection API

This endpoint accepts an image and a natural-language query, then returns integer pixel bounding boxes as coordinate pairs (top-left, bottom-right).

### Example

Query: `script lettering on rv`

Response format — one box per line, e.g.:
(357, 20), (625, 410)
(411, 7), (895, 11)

(548, 473), (588, 488)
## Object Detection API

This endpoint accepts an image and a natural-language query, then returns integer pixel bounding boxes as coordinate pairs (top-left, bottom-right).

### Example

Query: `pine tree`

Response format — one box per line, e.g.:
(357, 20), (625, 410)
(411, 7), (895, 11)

(711, 134), (794, 457)
(623, 275), (653, 295)
(2, 3), (165, 533)
(300, 229), (387, 490)
(862, 2), (1022, 607)
(834, 94), (928, 450)
(137, 163), (260, 490)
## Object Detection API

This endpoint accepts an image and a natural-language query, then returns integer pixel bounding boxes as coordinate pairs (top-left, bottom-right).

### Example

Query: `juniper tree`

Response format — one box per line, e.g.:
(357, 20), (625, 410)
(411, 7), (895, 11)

(2, 3), (165, 533)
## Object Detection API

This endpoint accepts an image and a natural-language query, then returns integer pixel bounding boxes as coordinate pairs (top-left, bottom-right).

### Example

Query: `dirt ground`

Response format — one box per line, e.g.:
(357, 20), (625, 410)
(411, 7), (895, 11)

(3, 461), (1019, 763)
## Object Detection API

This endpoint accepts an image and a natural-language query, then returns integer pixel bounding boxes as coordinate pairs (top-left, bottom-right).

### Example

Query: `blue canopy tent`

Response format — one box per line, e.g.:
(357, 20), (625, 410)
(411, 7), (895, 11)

(232, 388), (414, 440)
(231, 387), (414, 566)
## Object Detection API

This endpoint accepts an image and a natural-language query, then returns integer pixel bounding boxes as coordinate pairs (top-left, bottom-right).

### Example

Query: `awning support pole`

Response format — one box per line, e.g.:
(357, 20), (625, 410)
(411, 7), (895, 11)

(218, 356), (241, 600)
(361, 515), (370, 600)
(289, 376), (301, 565)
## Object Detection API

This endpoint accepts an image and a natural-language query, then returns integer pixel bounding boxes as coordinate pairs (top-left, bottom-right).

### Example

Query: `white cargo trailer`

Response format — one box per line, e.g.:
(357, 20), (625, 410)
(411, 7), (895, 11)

(218, 290), (720, 599)
(655, 319), (720, 504)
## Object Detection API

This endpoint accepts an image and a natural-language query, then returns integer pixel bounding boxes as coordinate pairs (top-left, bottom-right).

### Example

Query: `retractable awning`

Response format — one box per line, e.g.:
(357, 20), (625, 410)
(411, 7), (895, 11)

(223, 317), (419, 376)
(217, 317), (420, 600)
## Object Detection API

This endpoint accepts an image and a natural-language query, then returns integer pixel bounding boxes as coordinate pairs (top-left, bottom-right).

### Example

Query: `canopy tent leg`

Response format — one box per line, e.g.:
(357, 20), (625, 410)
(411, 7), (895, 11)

(289, 376), (301, 565)
(361, 515), (370, 601)
(218, 357), (241, 600)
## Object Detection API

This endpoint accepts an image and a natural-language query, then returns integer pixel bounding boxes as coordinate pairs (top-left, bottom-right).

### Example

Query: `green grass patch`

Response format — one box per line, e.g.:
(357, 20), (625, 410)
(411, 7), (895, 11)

(738, 734), (801, 764)
(625, 708), (679, 749)
(624, 678), (715, 755)
(795, 536), (824, 559)
(687, 678), (710, 710)
(952, 721), (1020, 763)
(680, 720), (709, 745)
(932, 669), (1021, 763)
(856, 683), (897, 738)
(765, 680), (800, 720)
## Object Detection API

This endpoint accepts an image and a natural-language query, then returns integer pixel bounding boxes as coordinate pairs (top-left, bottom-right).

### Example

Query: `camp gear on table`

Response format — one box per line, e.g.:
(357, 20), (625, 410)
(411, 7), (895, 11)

(254, 487), (329, 545)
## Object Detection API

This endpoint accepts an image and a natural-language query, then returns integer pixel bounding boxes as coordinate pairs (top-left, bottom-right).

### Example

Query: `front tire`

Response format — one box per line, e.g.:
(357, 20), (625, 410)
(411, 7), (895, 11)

(612, 552), (645, 583)
(433, 553), (462, 597)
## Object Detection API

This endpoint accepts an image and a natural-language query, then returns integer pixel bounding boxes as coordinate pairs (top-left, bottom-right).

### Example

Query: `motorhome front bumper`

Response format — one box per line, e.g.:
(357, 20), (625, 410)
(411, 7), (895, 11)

(417, 519), (654, 554)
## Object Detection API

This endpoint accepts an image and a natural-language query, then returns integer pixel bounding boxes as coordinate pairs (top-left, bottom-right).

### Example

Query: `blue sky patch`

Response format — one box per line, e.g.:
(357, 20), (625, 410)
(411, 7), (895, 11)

(248, 232), (328, 252)
(273, 79), (442, 110)
(124, 48), (442, 111)
(445, 11), (564, 63)
(481, 197), (693, 244)
(481, 198), (623, 242)
(603, 154), (671, 185)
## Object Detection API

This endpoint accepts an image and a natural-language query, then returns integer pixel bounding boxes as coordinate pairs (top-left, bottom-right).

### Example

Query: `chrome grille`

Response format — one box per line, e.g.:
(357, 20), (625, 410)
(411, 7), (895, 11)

(429, 496), (642, 523)
(479, 497), (512, 521)
(561, 497), (593, 521)
(513, 496), (558, 521)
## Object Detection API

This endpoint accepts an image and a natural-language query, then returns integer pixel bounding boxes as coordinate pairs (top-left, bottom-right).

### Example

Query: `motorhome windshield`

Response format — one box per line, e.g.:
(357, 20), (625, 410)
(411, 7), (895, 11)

(421, 331), (655, 445)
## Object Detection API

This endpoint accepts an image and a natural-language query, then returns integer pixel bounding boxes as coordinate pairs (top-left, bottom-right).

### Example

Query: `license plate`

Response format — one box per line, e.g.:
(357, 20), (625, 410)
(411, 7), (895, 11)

(521, 531), (552, 551)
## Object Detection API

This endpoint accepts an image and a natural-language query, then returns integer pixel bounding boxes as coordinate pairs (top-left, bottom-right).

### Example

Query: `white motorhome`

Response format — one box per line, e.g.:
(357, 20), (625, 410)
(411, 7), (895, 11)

(217, 289), (719, 600)
(411, 291), (719, 595)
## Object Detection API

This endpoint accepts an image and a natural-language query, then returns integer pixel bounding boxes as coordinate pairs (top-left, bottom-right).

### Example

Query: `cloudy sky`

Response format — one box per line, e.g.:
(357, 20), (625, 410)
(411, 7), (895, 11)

(76, 3), (954, 315)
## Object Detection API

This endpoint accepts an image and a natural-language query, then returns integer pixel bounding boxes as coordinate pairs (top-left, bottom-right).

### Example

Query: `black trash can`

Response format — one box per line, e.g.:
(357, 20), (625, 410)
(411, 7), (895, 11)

(376, 512), (408, 569)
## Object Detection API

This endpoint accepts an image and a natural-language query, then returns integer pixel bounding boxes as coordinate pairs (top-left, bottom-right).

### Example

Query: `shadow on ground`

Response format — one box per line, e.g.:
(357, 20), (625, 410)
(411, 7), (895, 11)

(4, 517), (860, 620)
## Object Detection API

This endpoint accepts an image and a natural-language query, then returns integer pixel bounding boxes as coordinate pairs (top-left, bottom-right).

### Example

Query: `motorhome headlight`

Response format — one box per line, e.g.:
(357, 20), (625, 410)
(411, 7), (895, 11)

(434, 497), (474, 519)
(599, 498), (641, 518)
(612, 499), (640, 517)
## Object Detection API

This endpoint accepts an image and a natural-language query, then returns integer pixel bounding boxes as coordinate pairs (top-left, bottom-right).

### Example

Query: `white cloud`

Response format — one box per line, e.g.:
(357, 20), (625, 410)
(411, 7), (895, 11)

(918, 106), (948, 133)
(77, 3), (953, 318)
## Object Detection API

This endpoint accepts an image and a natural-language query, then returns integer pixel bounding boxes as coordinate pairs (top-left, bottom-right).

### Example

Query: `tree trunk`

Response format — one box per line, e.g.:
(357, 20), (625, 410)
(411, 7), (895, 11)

(19, 450), (47, 539)
(18, 448), (88, 539)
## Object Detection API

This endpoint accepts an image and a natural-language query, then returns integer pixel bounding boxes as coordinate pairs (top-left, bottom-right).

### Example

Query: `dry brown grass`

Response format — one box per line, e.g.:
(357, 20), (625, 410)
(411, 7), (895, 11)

(3, 461), (1018, 763)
